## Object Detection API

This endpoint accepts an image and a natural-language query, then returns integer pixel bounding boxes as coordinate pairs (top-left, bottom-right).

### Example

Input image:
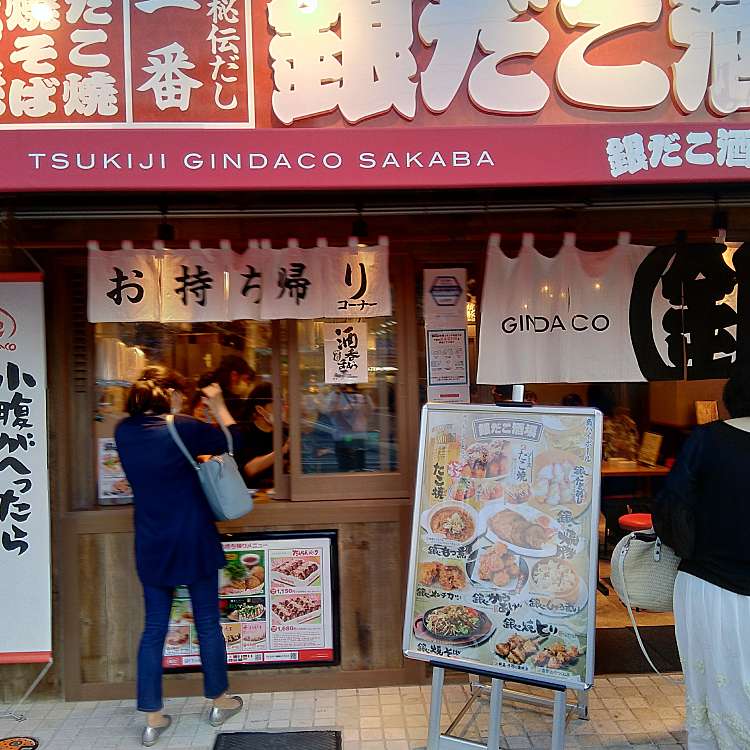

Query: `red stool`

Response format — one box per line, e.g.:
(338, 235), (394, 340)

(618, 513), (653, 533)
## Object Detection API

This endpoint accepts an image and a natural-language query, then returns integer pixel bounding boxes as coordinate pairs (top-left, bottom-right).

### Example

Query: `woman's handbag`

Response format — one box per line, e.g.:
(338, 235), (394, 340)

(610, 531), (681, 677)
(166, 415), (253, 521)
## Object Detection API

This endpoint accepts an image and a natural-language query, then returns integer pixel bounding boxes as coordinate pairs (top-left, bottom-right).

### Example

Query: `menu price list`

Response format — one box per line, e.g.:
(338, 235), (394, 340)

(405, 407), (602, 691)
(164, 534), (336, 669)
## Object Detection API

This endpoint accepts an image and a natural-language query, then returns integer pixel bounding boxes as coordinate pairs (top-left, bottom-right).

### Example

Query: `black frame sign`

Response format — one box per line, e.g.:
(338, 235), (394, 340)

(163, 530), (340, 671)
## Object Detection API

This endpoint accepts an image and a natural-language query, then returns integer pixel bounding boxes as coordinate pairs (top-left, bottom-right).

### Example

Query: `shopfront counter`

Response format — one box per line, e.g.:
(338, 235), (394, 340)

(59, 497), (423, 702)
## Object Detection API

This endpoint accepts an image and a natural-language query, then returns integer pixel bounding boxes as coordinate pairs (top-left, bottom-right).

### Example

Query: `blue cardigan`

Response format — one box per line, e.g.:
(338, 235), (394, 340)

(115, 414), (243, 587)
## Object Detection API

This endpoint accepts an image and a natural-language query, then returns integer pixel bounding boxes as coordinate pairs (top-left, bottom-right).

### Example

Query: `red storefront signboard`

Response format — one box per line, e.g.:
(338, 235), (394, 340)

(2, 0), (750, 191)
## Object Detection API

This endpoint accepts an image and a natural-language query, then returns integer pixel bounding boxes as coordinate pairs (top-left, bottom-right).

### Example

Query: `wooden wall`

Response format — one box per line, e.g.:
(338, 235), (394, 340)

(62, 500), (423, 701)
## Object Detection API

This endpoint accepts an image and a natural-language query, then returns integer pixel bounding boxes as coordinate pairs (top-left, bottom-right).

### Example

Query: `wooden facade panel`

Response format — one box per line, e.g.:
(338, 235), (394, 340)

(104, 533), (142, 683)
(69, 514), (412, 696)
(338, 522), (404, 672)
(79, 534), (109, 684)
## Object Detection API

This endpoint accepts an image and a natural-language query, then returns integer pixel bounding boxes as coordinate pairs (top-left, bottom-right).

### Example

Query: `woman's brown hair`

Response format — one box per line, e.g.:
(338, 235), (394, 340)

(126, 365), (186, 417)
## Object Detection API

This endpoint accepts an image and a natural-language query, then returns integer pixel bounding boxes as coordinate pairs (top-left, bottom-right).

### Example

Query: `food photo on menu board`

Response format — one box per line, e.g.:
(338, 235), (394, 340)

(404, 405), (602, 690)
(163, 532), (339, 670)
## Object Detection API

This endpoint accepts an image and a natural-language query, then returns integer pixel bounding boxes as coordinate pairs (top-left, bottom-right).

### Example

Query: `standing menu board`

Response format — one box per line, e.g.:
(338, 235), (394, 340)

(164, 531), (339, 670)
(404, 404), (602, 691)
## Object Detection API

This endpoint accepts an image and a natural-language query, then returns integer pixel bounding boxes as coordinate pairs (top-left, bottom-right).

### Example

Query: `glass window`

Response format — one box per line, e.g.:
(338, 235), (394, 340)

(94, 320), (275, 506)
(296, 317), (399, 475)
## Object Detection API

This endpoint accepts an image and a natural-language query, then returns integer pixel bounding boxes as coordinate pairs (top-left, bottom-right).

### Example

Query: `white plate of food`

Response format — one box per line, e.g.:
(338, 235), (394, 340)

(529, 449), (589, 518)
(478, 502), (559, 558)
(272, 557), (321, 587)
(271, 594), (322, 625)
(421, 502), (479, 546)
(465, 541), (528, 592)
(226, 602), (266, 622)
(527, 557), (589, 617)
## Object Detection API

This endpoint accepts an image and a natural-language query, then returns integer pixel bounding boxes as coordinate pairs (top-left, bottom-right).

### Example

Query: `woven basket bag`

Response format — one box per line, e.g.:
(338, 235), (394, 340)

(610, 531), (680, 613)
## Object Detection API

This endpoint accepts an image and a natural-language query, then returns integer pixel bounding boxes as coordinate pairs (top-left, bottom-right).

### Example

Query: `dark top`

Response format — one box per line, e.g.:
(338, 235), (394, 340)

(115, 414), (243, 588)
(236, 421), (274, 488)
(652, 421), (750, 596)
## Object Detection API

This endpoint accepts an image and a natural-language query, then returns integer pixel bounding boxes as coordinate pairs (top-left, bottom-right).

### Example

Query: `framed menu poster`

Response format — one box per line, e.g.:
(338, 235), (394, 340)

(403, 404), (603, 691)
(164, 531), (340, 671)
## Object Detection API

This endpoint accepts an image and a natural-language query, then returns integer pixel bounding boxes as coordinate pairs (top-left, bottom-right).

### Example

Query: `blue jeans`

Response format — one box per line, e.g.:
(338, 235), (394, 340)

(137, 573), (228, 712)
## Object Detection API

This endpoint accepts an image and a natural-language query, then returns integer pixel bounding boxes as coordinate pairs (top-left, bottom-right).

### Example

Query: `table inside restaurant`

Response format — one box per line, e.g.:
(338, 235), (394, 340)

(601, 460), (671, 478)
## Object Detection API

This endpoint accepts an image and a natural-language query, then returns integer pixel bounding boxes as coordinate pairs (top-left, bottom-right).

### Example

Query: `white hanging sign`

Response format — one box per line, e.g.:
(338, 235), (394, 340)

(477, 236), (651, 384)
(260, 246), (324, 320)
(323, 322), (369, 384)
(323, 243), (392, 318)
(160, 248), (229, 323)
(88, 246), (160, 323)
(423, 268), (467, 325)
(229, 243), (265, 321)
(0, 275), (52, 665)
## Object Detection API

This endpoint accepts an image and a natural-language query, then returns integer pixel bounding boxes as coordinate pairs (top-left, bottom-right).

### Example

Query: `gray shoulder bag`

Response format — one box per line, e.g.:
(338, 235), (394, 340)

(166, 415), (253, 521)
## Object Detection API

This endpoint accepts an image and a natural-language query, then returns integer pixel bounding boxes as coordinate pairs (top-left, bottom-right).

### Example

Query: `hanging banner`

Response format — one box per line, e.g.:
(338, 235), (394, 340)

(426, 327), (470, 404)
(323, 323), (369, 385)
(0, 274), (52, 665)
(322, 244), (391, 319)
(260, 247), (323, 320)
(479, 238), (743, 384)
(477, 238), (653, 384)
(423, 268), (467, 325)
(404, 404), (603, 692)
(229, 245), (265, 322)
(88, 247), (161, 323)
(160, 249), (229, 323)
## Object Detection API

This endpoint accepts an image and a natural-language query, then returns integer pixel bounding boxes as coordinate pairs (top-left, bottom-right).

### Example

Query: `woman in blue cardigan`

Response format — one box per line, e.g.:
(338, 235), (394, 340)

(115, 366), (245, 746)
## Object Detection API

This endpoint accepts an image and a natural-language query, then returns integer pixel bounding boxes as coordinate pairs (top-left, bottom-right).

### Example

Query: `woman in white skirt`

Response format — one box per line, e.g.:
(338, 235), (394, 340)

(654, 368), (750, 750)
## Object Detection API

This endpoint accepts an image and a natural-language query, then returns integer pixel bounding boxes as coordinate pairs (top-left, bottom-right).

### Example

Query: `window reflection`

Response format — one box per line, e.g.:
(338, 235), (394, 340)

(298, 318), (398, 475)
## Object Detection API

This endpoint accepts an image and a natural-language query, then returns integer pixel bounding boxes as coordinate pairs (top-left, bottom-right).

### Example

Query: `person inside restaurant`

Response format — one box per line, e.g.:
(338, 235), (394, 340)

(324, 384), (374, 472)
(562, 393), (584, 407)
(588, 383), (640, 461)
(212, 354), (255, 421)
(237, 381), (287, 489)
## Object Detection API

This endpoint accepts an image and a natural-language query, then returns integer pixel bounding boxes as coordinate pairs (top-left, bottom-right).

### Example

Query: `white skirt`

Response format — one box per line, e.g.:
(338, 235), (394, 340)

(674, 572), (750, 750)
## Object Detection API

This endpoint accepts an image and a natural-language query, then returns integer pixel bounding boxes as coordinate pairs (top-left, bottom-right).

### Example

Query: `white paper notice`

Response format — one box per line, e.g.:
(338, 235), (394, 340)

(426, 327), (470, 403)
(88, 247), (161, 323)
(97, 437), (133, 505)
(323, 244), (391, 318)
(161, 249), (229, 323)
(323, 322), (369, 384)
(260, 247), (324, 320)
(229, 247), (265, 321)
(423, 268), (467, 325)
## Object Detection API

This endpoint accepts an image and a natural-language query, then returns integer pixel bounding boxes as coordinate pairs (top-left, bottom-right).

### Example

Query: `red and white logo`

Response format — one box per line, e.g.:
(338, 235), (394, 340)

(0, 306), (18, 350)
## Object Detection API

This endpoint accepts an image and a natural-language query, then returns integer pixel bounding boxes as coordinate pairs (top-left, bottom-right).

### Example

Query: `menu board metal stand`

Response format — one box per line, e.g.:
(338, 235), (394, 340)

(424, 665), (576, 750)
(405, 402), (604, 750)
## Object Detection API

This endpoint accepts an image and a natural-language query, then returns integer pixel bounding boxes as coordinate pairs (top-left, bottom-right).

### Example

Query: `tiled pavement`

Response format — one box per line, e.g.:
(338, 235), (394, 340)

(0, 676), (687, 750)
